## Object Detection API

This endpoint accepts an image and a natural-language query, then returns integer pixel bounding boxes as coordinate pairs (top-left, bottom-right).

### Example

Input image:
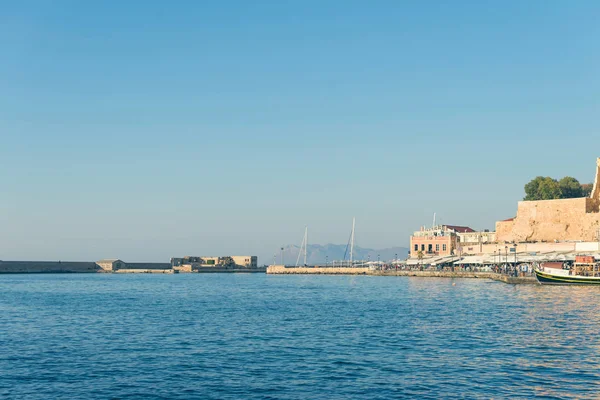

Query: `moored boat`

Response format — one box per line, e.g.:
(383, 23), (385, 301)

(535, 255), (600, 285)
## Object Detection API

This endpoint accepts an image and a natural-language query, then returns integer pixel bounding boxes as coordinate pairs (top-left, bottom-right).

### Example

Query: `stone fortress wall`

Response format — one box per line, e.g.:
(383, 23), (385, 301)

(0, 261), (99, 273)
(496, 158), (600, 243)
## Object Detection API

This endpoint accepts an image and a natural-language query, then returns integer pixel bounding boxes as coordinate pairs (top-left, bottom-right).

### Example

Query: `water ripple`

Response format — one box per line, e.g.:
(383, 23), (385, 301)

(1, 274), (600, 398)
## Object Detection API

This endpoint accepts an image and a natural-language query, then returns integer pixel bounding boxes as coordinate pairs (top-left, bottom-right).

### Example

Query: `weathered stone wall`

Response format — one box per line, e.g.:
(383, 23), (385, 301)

(267, 266), (369, 275)
(497, 158), (600, 243)
(114, 269), (174, 274)
(0, 261), (99, 273)
(125, 262), (171, 270)
(496, 197), (600, 243)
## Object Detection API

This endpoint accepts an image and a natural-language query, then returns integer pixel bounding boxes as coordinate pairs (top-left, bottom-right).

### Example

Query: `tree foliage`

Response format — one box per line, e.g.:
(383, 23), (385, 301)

(558, 177), (583, 198)
(524, 176), (592, 201)
(582, 183), (593, 197)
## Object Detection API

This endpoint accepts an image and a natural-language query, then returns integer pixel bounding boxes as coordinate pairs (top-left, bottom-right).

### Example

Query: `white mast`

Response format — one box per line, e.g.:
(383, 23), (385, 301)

(350, 217), (355, 264)
(295, 226), (308, 267)
(304, 226), (308, 266)
(433, 212), (436, 228)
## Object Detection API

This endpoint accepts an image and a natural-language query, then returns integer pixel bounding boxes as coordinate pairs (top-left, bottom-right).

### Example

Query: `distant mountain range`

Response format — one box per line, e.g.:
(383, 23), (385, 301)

(261, 244), (409, 266)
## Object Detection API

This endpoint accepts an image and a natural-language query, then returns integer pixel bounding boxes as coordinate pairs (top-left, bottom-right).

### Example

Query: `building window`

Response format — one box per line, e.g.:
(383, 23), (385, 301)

(421, 244), (425, 251)
(436, 244), (439, 252)
(443, 244), (447, 251)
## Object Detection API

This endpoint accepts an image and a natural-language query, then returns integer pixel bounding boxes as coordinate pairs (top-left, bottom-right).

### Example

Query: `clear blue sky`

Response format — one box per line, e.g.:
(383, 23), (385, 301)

(1, 0), (599, 261)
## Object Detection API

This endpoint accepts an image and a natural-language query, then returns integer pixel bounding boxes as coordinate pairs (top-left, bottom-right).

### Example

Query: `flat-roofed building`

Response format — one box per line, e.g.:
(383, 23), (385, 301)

(171, 256), (258, 270)
(96, 259), (125, 271)
(410, 225), (476, 258)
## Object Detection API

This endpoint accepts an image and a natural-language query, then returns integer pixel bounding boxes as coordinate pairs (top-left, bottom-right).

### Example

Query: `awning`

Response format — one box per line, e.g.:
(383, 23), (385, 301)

(406, 256), (459, 266)
(454, 256), (485, 265)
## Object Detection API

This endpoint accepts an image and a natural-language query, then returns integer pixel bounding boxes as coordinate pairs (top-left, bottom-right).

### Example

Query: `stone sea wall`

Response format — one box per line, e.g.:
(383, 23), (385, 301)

(114, 269), (174, 274)
(124, 262), (171, 270)
(0, 261), (99, 274)
(267, 266), (369, 275)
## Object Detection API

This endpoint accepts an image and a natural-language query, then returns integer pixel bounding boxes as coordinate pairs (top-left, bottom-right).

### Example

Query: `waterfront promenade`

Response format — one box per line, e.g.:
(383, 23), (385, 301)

(266, 265), (537, 284)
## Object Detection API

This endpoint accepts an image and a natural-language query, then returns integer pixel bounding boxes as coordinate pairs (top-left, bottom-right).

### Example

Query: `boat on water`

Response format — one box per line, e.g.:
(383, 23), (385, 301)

(534, 255), (600, 285)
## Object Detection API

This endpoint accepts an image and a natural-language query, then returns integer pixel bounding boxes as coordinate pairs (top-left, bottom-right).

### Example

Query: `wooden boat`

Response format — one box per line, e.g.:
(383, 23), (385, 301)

(534, 256), (600, 285)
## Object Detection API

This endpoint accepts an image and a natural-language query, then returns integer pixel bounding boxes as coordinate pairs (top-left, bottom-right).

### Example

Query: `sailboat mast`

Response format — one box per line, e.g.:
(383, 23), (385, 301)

(296, 226), (309, 267)
(350, 217), (355, 263)
(304, 226), (308, 266)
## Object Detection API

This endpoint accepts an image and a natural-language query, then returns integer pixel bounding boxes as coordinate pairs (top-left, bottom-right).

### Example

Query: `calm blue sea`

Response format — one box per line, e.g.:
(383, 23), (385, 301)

(1, 273), (599, 399)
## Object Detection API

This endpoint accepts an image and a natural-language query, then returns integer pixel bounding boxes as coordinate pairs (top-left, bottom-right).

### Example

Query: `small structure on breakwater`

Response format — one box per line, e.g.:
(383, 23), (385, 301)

(170, 256), (258, 272)
(96, 259), (171, 273)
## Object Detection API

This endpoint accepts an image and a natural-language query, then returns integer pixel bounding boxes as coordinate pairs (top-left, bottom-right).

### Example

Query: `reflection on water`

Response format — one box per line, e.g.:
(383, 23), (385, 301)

(0, 274), (599, 399)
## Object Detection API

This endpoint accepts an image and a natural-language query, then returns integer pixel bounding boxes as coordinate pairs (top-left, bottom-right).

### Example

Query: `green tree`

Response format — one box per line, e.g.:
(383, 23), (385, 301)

(538, 178), (561, 200)
(524, 176), (545, 200)
(524, 176), (561, 200)
(524, 176), (592, 200)
(558, 176), (582, 198)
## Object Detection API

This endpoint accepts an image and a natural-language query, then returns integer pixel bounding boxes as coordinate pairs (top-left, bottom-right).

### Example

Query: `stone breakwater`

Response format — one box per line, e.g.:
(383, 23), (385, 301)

(113, 269), (174, 274)
(0, 261), (99, 274)
(266, 266), (538, 284)
(267, 266), (370, 275)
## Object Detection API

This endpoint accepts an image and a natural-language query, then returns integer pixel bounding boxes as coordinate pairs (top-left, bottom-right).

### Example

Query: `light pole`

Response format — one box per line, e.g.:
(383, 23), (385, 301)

(281, 247), (284, 266)
(505, 246), (508, 265)
(326, 255), (328, 267)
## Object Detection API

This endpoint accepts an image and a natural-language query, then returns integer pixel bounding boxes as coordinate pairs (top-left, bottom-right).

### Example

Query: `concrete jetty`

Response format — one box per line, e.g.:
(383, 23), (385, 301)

(113, 269), (174, 274)
(266, 266), (369, 275)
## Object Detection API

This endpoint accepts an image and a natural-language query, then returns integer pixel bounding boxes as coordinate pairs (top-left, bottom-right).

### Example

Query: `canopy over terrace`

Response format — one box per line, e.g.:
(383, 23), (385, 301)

(454, 256), (487, 265)
(406, 256), (459, 266)
(453, 251), (600, 265)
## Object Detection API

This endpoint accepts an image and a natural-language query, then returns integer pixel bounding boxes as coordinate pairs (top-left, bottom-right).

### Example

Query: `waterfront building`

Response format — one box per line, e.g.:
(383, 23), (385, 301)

(406, 158), (600, 265)
(170, 256), (258, 270)
(456, 230), (497, 255)
(96, 259), (124, 271)
(410, 225), (475, 258)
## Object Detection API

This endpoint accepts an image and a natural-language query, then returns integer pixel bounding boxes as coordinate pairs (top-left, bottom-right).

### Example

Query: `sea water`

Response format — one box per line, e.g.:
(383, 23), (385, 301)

(1, 273), (599, 399)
